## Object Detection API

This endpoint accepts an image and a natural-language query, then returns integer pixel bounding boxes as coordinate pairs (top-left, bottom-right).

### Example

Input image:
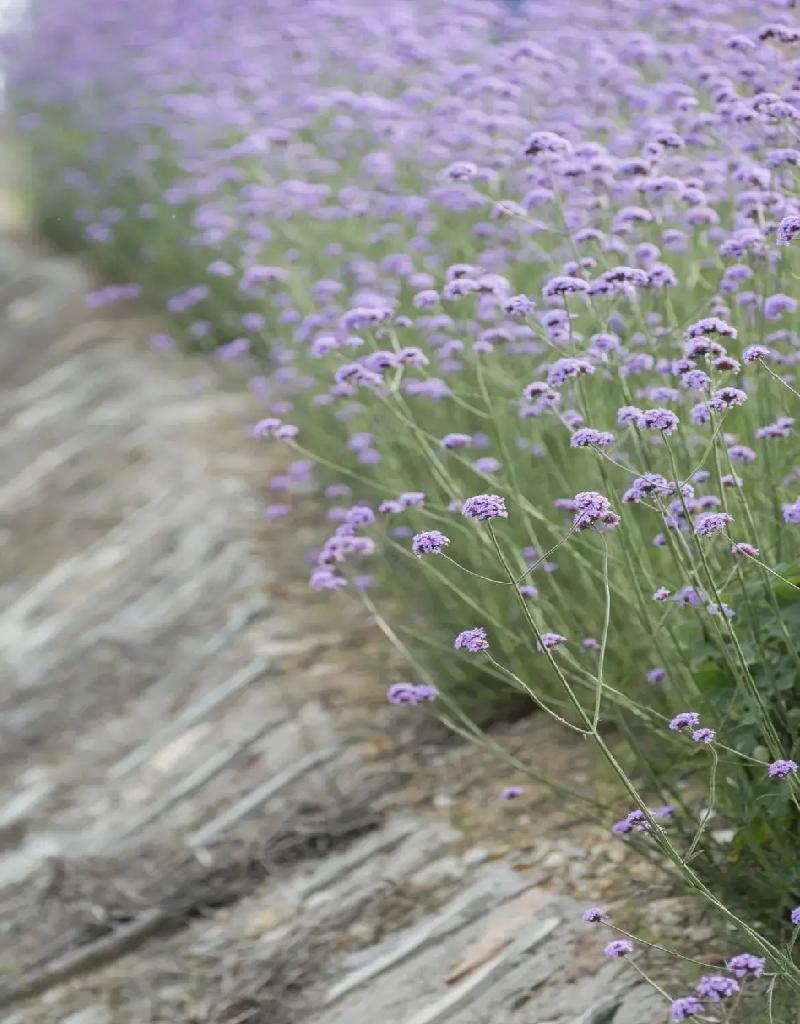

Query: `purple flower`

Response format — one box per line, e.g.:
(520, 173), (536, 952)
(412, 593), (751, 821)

(441, 432), (472, 449)
(743, 344), (771, 363)
(462, 494), (508, 522)
(731, 542), (759, 558)
(694, 512), (733, 536)
(570, 428), (615, 449)
(412, 289), (439, 309)
(543, 275), (589, 298)
(709, 387), (747, 411)
(783, 498), (800, 524)
(207, 259), (235, 277)
(768, 759), (797, 778)
(670, 712), (701, 732)
(443, 160), (478, 181)
(518, 584), (538, 599)
(274, 424), (299, 441)
(685, 317), (737, 340)
(681, 370), (710, 392)
(503, 294), (536, 318)
(309, 568), (347, 592)
(573, 491), (620, 530)
(695, 975), (739, 1002)
(346, 505), (375, 527)
(671, 997), (704, 1021)
(652, 587), (671, 602)
(777, 214), (800, 246)
(547, 357), (595, 388)
(387, 682), (438, 705)
(250, 417), (281, 439)
(640, 408), (679, 435)
(647, 667), (666, 684)
(500, 785), (523, 800)
(398, 492), (425, 509)
(604, 940), (633, 958)
(524, 131), (572, 157)
(765, 293), (798, 320)
(692, 728), (716, 744)
(264, 504), (292, 520)
(726, 953), (765, 978)
(791, 907), (800, 925)
(412, 531), (450, 557)
(454, 627), (489, 653)
(617, 405), (643, 427)
(582, 907), (606, 923)
(537, 632), (567, 652)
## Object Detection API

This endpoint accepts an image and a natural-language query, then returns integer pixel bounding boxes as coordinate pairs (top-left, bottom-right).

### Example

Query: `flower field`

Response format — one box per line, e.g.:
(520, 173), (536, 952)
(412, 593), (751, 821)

(7, 0), (800, 1016)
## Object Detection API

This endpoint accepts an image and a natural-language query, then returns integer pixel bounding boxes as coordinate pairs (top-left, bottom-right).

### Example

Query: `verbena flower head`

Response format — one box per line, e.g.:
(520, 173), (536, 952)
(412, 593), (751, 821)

(671, 997), (704, 1021)
(547, 357), (594, 388)
(604, 939), (633, 958)
(503, 294), (536, 318)
(695, 975), (739, 1002)
(250, 417), (282, 439)
(573, 491), (620, 530)
(777, 214), (800, 246)
(582, 907), (606, 923)
(454, 626), (489, 653)
(731, 542), (759, 557)
(694, 512), (733, 536)
(783, 499), (800, 524)
(726, 953), (765, 978)
(709, 387), (747, 411)
(692, 727), (716, 744)
(647, 667), (666, 684)
(652, 587), (671, 602)
(765, 293), (798, 320)
(570, 428), (615, 448)
(524, 130), (572, 157)
(791, 906), (800, 925)
(440, 432), (472, 450)
(639, 408), (679, 435)
(386, 682), (438, 705)
(462, 494), (508, 521)
(499, 785), (523, 800)
(743, 344), (770, 363)
(685, 317), (737, 340)
(768, 759), (797, 778)
(542, 275), (589, 298)
(412, 531), (450, 557)
(670, 712), (701, 731)
(617, 405), (643, 427)
(537, 632), (567, 651)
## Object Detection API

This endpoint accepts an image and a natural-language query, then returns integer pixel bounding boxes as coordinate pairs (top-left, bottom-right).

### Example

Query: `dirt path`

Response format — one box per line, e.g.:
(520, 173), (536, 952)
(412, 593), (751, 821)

(0, 226), (665, 1023)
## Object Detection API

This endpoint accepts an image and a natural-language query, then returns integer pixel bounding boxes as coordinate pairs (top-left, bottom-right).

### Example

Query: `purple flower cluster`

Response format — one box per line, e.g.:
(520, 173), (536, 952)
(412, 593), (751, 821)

(572, 491), (620, 531)
(462, 494), (508, 522)
(412, 531), (450, 557)
(454, 627), (489, 653)
(387, 682), (438, 705)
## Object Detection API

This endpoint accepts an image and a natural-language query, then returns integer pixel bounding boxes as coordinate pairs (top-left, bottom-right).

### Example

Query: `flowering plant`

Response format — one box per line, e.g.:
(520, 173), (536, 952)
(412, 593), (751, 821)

(9, 0), (800, 1015)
